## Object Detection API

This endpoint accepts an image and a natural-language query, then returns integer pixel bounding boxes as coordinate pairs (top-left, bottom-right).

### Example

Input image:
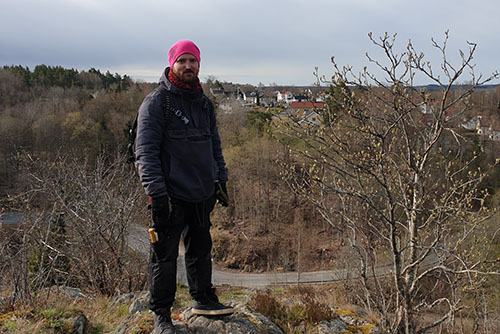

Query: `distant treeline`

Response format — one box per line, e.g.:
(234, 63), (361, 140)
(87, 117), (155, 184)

(3, 65), (132, 91)
(0, 65), (155, 197)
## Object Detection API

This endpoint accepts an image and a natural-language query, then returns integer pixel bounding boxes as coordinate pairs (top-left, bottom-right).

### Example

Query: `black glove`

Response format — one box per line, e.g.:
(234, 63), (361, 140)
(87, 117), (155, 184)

(151, 194), (170, 218)
(215, 182), (229, 207)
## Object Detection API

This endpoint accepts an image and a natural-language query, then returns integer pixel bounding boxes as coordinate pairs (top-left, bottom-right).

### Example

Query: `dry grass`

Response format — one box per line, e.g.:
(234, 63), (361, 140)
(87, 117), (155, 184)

(248, 284), (377, 334)
(0, 283), (252, 334)
(7, 282), (495, 334)
(0, 291), (131, 334)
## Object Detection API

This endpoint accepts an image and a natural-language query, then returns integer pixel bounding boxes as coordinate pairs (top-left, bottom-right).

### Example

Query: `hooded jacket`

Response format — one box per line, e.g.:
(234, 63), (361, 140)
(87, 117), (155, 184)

(135, 68), (227, 202)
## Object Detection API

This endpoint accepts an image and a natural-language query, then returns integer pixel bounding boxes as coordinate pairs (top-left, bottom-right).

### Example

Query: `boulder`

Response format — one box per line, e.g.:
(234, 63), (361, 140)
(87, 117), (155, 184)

(115, 315), (135, 334)
(128, 291), (149, 314)
(177, 306), (283, 334)
(317, 319), (348, 333)
(111, 292), (136, 307)
(58, 286), (85, 299)
(72, 314), (88, 334)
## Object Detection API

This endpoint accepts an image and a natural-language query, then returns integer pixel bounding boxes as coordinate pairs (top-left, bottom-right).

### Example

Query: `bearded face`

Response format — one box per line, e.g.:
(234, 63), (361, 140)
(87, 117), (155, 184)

(171, 53), (200, 83)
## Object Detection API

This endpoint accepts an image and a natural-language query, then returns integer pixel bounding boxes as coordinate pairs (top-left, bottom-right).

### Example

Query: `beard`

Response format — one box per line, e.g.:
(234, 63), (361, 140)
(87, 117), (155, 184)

(178, 69), (198, 84)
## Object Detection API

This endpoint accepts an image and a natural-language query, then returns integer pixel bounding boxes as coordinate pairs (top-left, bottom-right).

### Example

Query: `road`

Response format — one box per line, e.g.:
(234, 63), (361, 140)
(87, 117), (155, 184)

(2, 215), (438, 289)
(128, 224), (417, 289)
(0, 212), (23, 226)
(2, 213), (438, 288)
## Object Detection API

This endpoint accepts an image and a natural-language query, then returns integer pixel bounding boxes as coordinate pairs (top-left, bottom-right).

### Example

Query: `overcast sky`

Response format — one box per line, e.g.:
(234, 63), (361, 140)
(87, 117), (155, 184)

(1, 0), (499, 86)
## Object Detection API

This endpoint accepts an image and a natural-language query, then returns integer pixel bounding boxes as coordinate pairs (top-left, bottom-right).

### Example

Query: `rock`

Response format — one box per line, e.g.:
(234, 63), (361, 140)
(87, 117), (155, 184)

(129, 291), (149, 314)
(317, 319), (348, 333)
(111, 292), (136, 307)
(115, 315), (138, 334)
(294, 322), (306, 334)
(170, 322), (189, 334)
(58, 286), (85, 299)
(72, 314), (88, 334)
(179, 308), (284, 334)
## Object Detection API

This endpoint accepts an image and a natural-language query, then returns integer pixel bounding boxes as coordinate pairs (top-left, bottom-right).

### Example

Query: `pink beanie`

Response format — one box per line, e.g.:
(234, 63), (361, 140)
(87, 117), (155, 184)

(168, 40), (201, 68)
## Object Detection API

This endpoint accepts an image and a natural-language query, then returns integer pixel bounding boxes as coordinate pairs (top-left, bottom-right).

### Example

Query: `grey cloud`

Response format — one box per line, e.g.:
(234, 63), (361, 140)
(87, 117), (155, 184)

(1, 0), (499, 85)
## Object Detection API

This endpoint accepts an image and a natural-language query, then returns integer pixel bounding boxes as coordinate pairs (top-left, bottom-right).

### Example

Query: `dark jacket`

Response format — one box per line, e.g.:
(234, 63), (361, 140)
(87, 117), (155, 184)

(135, 68), (227, 202)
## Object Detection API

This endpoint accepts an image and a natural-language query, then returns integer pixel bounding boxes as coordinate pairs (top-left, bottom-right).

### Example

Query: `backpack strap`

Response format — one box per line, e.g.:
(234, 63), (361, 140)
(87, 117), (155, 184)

(127, 85), (174, 164)
(127, 117), (139, 164)
(157, 84), (190, 125)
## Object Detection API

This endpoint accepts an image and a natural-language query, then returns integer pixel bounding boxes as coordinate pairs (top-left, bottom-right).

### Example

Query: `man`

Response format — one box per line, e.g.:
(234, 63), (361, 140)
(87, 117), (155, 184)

(135, 40), (233, 334)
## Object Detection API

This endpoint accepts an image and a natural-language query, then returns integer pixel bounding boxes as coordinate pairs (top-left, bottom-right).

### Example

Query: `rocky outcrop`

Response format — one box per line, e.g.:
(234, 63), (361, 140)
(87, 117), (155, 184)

(115, 304), (283, 334)
(175, 307), (284, 334)
(114, 292), (380, 334)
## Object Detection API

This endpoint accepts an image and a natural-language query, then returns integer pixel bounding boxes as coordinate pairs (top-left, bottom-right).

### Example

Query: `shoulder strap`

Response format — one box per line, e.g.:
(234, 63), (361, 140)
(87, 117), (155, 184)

(155, 84), (174, 124)
(202, 95), (211, 112)
(127, 117), (138, 164)
(157, 85), (191, 125)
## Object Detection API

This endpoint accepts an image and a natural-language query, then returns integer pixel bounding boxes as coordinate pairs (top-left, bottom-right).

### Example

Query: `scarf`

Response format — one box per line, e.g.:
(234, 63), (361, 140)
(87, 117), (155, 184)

(168, 69), (203, 93)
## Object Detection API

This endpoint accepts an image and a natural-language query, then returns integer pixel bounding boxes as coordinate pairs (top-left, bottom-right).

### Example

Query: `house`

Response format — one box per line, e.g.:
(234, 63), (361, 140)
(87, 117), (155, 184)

(299, 110), (322, 126)
(209, 87), (225, 97)
(234, 89), (269, 107)
(489, 129), (500, 141)
(288, 101), (325, 126)
(260, 96), (276, 108)
(476, 116), (500, 141)
(461, 116), (480, 131)
(419, 99), (437, 115)
(244, 91), (264, 105)
(461, 115), (500, 141)
(294, 95), (309, 102)
(276, 91), (294, 104)
(289, 101), (325, 112)
(236, 88), (247, 102)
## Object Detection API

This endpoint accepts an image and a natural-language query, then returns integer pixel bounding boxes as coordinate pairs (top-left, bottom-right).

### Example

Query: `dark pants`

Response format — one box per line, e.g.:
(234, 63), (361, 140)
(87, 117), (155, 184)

(149, 195), (217, 313)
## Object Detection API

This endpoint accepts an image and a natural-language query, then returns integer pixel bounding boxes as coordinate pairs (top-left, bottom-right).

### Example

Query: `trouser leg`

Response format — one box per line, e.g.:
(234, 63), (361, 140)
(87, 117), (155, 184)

(182, 196), (217, 301)
(149, 206), (183, 313)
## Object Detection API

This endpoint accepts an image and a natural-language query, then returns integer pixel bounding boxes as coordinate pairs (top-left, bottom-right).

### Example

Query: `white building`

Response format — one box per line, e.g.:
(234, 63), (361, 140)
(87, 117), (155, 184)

(276, 91), (294, 104)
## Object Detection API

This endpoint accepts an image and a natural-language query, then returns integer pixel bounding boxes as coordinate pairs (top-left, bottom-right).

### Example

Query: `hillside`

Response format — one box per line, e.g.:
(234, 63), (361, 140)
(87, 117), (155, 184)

(1, 63), (500, 334)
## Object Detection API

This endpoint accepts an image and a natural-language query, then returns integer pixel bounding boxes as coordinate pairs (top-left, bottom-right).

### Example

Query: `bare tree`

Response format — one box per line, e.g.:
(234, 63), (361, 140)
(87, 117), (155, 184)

(1, 153), (147, 307)
(280, 32), (500, 334)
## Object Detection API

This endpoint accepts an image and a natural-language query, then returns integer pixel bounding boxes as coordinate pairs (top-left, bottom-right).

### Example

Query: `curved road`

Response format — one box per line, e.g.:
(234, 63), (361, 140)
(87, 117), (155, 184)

(128, 224), (439, 289)
(3, 213), (438, 288)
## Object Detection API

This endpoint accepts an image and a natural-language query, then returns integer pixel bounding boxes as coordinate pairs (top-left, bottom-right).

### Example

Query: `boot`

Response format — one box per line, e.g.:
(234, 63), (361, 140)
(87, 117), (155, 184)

(153, 311), (176, 334)
(191, 293), (234, 316)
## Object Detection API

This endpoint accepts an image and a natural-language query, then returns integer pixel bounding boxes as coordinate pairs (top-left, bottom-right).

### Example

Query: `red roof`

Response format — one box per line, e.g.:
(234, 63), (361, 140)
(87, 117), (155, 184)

(290, 101), (325, 109)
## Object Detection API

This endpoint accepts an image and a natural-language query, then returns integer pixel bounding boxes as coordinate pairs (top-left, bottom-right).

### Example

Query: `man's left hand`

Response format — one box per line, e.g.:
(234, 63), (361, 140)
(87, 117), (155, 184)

(215, 182), (229, 207)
